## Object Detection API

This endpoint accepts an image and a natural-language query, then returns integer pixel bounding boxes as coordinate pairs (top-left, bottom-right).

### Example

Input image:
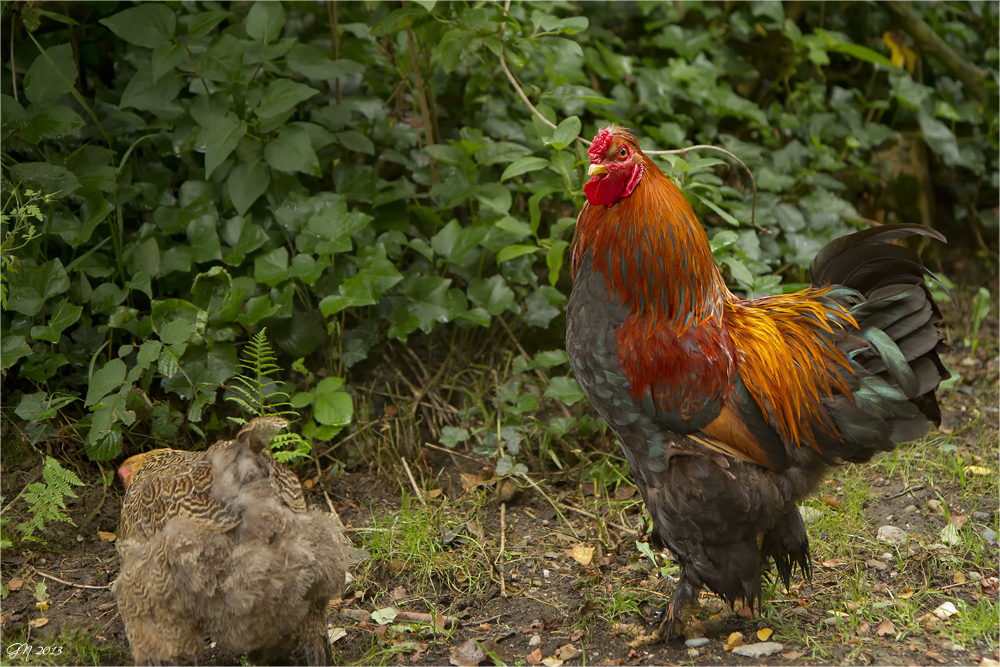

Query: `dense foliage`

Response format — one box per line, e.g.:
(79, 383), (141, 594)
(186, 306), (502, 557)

(1, 1), (996, 471)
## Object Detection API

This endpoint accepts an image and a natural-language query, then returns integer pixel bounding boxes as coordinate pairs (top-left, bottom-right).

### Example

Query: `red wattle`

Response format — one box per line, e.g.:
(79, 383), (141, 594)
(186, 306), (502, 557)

(584, 174), (626, 206)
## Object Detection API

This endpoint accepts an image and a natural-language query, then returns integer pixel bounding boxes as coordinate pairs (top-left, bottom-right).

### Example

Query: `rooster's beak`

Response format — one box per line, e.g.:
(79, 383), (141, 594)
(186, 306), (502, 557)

(587, 164), (608, 177)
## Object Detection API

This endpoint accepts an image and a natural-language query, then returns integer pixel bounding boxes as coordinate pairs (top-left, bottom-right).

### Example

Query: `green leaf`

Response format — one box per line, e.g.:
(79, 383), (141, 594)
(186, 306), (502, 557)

(439, 426), (470, 448)
(918, 111), (960, 166)
(245, 1), (285, 44)
(86, 359), (128, 407)
(100, 4), (176, 48)
(475, 142), (532, 166)
(313, 377), (353, 430)
(256, 79), (319, 118)
(816, 29), (897, 69)
(476, 183), (512, 214)
(6, 259), (70, 315)
(151, 41), (186, 81)
(1, 334), (32, 370)
(337, 130), (375, 155)
(21, 106), (83, 143)
(29, 298), (82, 343)
(187, 10), (230, 37)
(8, 162), (80, 199)
(501, 157), (551, 181)
(227, 161), (270, 215)
(202, 114), (247, 178)
(549, 116), (582, 150)
(254, 247), (290, 287)
(546, 240), (569, 285)
(437, 29), (472, 73)
(24, 44), (75, 106)
(543, 376), (585, 406)
(287, 43), (364, 80)
(497, 244), (540, 263)
(187, 215), (223, 263)
(120, 64), (183, 112)
(264, 124), (320, 174)
(468, 275), (514, 316)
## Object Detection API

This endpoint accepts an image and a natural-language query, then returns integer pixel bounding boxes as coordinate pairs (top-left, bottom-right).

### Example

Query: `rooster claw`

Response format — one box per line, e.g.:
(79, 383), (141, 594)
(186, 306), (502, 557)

(627, 616), (682, 648)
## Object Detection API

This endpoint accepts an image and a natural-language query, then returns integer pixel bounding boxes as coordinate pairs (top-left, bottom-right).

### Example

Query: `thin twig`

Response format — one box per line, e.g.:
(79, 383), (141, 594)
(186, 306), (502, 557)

(884, 484), (926, 500)
(34, 569), (112, 591)
(326, 0), (341, 104)
(322, 488), (338, 515)
(401, 456), (426, 508)
(558, 502), (639, 536)
(517, 472), (579, 539)
(423, 441), (483, 462)
(498, 502), (508, 598)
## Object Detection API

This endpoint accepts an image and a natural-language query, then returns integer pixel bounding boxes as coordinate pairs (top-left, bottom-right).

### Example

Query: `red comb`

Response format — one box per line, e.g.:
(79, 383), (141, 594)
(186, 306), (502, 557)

(588, 126), (615, 161)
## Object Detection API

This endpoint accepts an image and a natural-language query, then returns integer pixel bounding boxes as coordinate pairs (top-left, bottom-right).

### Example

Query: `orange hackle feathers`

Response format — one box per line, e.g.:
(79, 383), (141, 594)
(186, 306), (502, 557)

(574, 126), (860, 458)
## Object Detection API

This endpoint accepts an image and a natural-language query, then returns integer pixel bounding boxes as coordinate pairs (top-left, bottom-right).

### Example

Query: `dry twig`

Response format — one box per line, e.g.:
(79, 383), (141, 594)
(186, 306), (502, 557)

(401, 456), (426, 508)
(35, 568), (111, 591)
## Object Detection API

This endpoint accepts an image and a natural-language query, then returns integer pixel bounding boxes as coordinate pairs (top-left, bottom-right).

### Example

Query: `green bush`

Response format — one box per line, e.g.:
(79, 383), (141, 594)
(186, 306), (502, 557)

(1, 2), (995, 464)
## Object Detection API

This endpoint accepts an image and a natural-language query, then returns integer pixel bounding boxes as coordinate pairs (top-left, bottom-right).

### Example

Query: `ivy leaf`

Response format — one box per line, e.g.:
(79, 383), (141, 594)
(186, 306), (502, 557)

(544, 376), (585, 406)
(120, 64), (184, 112)
(201, 113), (247, 178)
(24, 44), (75, 106)
(8, 163), (80, 200)
(254, 247), (290, 287)
(22, 106), (83, 143)
(468, 275), (514, 316)
(256, 79), (319, 118)
(86, 359), (128, 407)
(5, 259), (70, 316)
(313, 377), (353, 432)
(228, 161), (271, 215)
(1, 334), (32, 370)
(30, 298), (83, 343)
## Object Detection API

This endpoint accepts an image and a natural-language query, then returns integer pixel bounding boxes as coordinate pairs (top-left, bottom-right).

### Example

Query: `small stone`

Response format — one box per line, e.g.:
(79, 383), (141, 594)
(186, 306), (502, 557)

(800, 506), (822, 524)
(981, 528), (998, 543)
(543, 569), (551, 579)
(528, 635), (541, 648)
(732, 642), (784, 658)
(688, 648), (700, 658)
(903, 505), (917, 514)
(823, 617), (841, 627)
(685, 638), (710, 649)
(866, 559), (889, 571)
(557, 644), (581, 661)
(972, 511), (992, 521)
(877, 525), (908, 546)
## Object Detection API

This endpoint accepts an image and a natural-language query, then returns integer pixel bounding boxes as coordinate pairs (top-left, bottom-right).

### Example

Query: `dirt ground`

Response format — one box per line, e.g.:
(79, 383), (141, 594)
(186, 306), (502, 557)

(1, 279), (998, 667)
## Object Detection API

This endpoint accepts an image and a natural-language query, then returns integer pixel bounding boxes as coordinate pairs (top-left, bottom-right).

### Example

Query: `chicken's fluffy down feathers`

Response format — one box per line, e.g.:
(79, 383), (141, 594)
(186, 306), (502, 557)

(113, 417), (350, 665)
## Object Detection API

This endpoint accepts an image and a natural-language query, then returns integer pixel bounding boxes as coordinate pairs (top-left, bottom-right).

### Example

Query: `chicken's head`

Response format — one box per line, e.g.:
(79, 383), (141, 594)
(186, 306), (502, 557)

(583, 126), (645, 207)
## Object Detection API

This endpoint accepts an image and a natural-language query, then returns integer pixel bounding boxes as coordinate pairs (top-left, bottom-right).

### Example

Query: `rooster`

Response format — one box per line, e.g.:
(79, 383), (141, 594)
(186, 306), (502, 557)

(566, 126), (947, 642)
(113, 416), (351, 665)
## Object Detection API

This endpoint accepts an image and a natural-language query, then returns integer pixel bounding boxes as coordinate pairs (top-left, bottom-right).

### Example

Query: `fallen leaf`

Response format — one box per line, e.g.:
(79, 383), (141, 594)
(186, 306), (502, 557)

(927, 499), (945, 515)
(391, 586), (407, 601)
(35, 601), (49, 611)
(615, 485), (636, 500)
(818, 495), (840, 508)
(96, 530), (116, 542)
(981, 577), (998, 595)
(723, 631), (744, 650)
(427, 488), (443, 498)
(877, 620), (896, 636)
(460, 472), (485, 492)
(866, 559), (889, 571)
(821, 559), (840, 568)
(899, 586), (914, 599)
(571, 545), (595, 566)
(371, 607), (399, 625)
(949, 514), (968, 529)
(964, 466), (991, 476)
(328, 628), (347, 644)
(28, 617), (48, 628)
(541, 658), (564, 667)
(557, 644), (581, 661)
(373, 625), (390, 643)
(8, 578), (23, 591)
(466, 521), (484, 540)
(757, 628), (773, 641)
(980, 659), (1000, 667)
(954, 572), (967, 585)
(932, 601), (959, 619)
(450, 638), (484, 667)
(781, 650), (803, 659)
(925, 650), (946, 663)
(526, 647), (542, 665)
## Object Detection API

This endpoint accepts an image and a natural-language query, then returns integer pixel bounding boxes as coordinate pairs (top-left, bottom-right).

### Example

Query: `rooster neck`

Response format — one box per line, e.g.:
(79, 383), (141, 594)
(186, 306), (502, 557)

(573, 160), (729, 333)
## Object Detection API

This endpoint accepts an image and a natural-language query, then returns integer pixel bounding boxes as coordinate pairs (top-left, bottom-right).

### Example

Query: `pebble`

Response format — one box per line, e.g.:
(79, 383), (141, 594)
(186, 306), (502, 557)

(687, 648), (700, 658)
(877, 525), (908, 546)
(800, 506), (822, 524)
(528, 635), (541, 647)
(543, 569), (550, 579)
(981, 528), (998, 543)
(685, 638), (710, 648)
(972, 511), (993, 521)
(822, 617), (841, 627)
(732, 642), (784, 658)
(903, 504), (917, 514)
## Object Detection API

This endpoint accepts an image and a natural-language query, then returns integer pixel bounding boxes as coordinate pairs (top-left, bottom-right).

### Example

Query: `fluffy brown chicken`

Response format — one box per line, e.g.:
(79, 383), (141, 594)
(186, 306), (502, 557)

(567, 126), (947, 642)
(113, 416), (350, 665)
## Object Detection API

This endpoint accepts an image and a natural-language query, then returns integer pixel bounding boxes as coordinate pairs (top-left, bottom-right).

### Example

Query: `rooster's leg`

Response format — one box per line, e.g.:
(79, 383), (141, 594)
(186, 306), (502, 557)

(628, 573), (700, 647)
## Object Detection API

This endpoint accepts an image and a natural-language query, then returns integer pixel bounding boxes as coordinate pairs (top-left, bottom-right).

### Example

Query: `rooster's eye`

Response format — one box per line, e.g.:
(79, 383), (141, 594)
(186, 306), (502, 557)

(619, 148), (628, 159)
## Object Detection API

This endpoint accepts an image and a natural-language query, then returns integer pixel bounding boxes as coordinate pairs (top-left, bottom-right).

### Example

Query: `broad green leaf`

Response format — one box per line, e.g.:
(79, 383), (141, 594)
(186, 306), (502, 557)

(187, 10), (230, 37)
(549, 116), (582, 149)
(30, 298), (82, 343)
(24, 44), (75, 106)
(816, 29), (897, 69)
(120, 64), (183, 112)
(264, 124), (320, 174)
(256, 79), (319, 118)
(475, 142), (532, 165)
(546, 240), (569, 285)
(187, 215), (223, 263)
(151, 42), (186, 81)
(1, 94), (26, 133)
(468, 275), (514, 316)
(228, 161), (270, 215)
(918, 112), (960, 166)
(6, 259), (70, 315)
(1, 335), (32, 370)
(501, 157), (551, 181)
(100, 4), (176, 48)
(245, 1), (285, 44)
(202, 113), (247, 178)
(439, 426), (470, 448)
(86, 359), (127, 407)
(337, 130), (375, 155)
(437, 29), (472, 73)
(287, 43), (364, 80)
(544, 376), (585, 406)
(22, 106), (83, 143)
(255, 247), (290, 287)
(476, 183), (512, 214)
(8, 162), (80, 199)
